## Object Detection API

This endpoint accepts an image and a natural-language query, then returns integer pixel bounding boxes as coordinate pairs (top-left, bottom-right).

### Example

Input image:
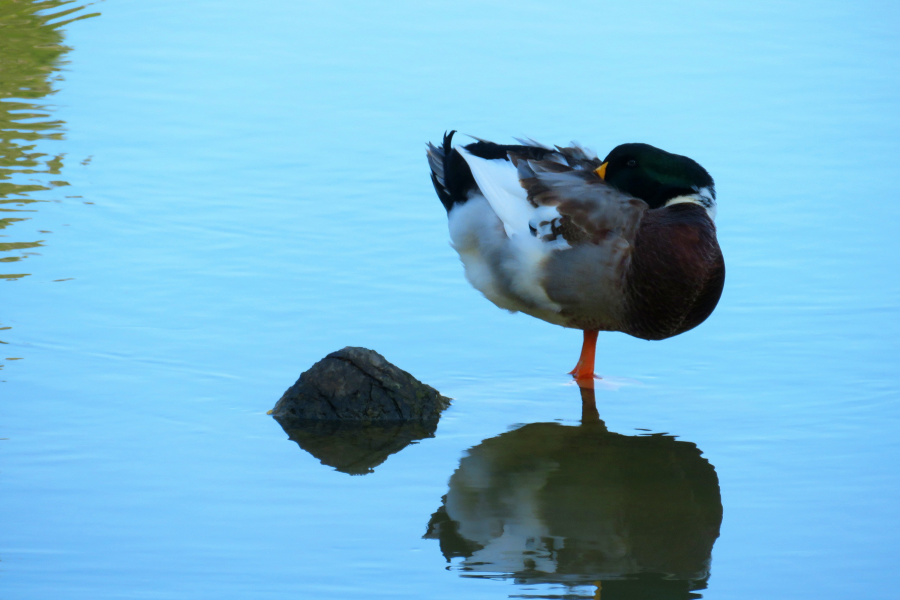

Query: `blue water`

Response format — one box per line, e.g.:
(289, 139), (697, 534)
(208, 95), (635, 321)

(2, 0), (899, 598)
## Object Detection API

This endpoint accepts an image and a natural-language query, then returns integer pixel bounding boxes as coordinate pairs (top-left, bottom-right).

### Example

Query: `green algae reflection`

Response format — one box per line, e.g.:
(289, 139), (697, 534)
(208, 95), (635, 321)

(0, 0), (98, 280)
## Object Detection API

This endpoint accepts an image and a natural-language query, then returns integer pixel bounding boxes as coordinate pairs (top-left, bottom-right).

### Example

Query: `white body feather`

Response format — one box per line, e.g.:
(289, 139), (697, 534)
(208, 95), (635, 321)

(447, 151), (569, 326)
(455, 147), (532, 237)
(664, 186), (717, 221)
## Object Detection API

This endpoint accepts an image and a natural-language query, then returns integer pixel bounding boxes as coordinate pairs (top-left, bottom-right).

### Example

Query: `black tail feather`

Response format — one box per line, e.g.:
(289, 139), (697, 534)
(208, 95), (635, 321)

(427, 131), (559, 214)
(428, 130), (478, 213)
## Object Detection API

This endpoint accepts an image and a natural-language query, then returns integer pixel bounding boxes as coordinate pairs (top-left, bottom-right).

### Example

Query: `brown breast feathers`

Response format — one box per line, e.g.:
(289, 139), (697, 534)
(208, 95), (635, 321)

(624, 203), (725, 341)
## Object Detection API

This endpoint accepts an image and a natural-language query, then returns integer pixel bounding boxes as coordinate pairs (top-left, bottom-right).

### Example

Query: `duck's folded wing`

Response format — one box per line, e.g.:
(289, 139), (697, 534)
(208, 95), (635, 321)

(512, 156), (648, 248)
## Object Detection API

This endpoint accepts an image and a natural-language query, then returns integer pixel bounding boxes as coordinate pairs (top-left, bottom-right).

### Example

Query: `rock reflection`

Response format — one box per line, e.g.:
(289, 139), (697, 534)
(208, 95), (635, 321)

(277, 418), (441, 476)
(424, 389), (722, 599)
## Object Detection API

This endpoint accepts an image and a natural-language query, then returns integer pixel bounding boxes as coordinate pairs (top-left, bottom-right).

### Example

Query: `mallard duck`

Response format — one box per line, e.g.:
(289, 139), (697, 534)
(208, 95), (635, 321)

(426, 132), (724, 386)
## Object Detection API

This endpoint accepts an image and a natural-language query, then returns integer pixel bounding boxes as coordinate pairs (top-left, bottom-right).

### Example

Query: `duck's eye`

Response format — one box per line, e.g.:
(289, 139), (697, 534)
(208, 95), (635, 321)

(626, 159), (637, 167)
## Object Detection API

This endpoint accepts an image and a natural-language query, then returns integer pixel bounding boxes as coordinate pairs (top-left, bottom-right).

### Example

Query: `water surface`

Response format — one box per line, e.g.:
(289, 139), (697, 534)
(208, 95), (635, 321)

(2, 1), (899, 598)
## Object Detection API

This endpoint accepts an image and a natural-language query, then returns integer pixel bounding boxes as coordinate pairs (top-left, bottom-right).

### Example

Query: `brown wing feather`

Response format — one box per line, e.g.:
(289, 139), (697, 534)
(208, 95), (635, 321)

(512, 155), (648, 247)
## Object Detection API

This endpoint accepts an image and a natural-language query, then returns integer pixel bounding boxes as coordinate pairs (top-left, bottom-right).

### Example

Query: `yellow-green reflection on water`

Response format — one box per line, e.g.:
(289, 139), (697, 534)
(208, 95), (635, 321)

(0, 0), (97, 279)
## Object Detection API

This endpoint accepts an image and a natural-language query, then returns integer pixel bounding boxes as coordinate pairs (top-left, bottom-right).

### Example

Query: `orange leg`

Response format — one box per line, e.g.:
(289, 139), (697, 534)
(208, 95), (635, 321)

(568, 330), (599, 387)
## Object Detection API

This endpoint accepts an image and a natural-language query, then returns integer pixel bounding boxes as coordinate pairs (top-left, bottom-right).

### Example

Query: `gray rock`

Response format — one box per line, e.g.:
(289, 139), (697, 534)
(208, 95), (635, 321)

(271, 346), (451, 423)
(271, 347), (451, 475)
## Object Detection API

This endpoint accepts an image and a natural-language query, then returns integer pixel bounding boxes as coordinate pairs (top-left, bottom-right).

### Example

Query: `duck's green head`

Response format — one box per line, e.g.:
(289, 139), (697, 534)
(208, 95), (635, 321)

(595, 143), (716, 219)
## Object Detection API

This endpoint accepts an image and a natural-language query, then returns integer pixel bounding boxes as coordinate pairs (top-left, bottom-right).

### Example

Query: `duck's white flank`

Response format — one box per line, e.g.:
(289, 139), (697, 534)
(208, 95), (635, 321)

(447, 196), (517, 311)
(447, 151), (567, 324)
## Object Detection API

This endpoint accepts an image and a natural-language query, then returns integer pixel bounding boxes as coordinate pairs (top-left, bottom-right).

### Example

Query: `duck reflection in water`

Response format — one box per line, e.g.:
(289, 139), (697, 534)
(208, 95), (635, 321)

(424, 389), (722, 600)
